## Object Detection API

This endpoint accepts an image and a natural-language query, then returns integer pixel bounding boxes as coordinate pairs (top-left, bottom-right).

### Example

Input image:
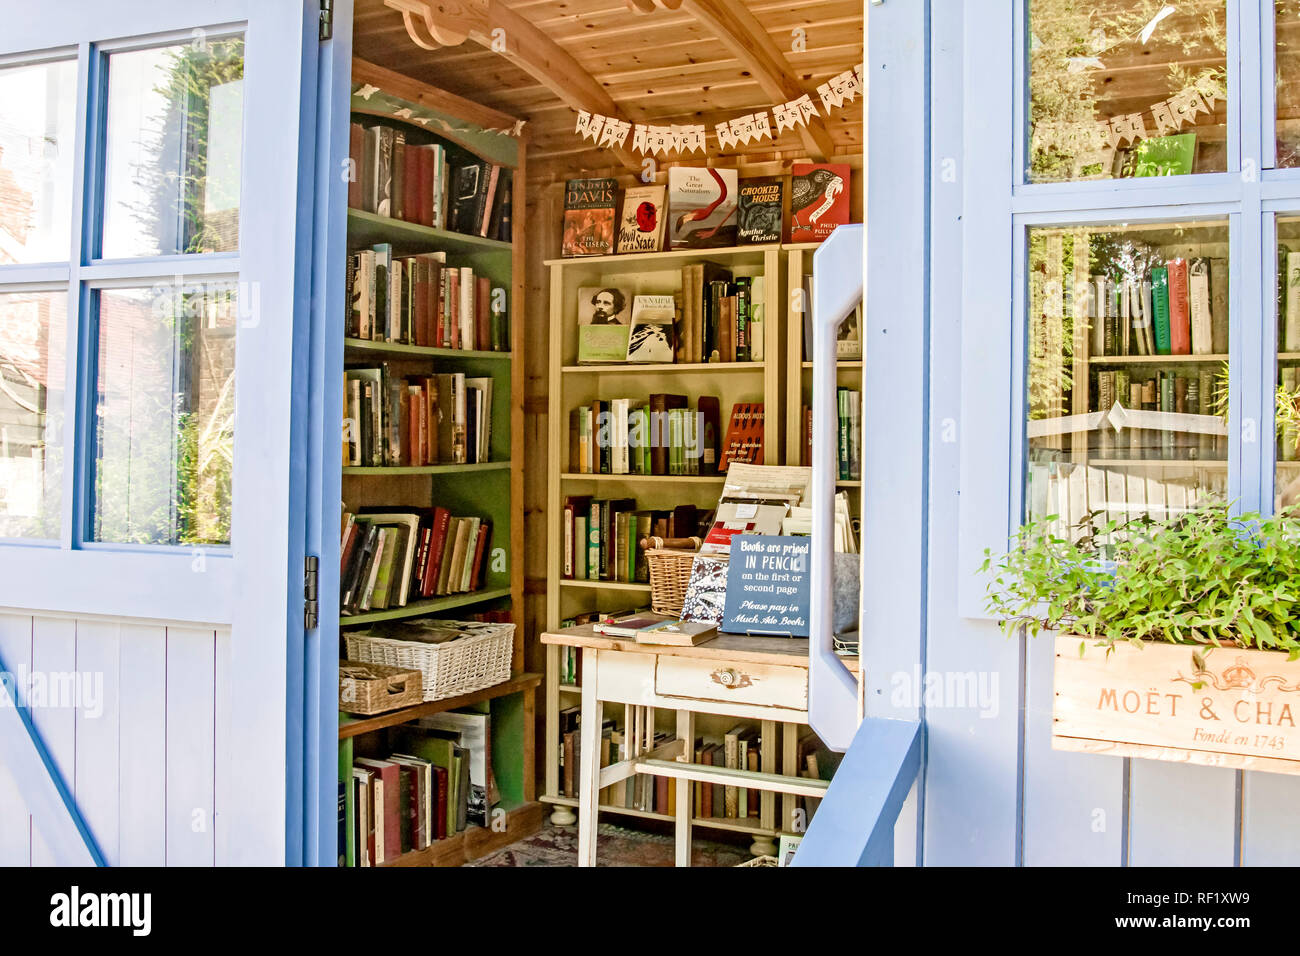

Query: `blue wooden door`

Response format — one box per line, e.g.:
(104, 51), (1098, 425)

(0, 0), (343, 865)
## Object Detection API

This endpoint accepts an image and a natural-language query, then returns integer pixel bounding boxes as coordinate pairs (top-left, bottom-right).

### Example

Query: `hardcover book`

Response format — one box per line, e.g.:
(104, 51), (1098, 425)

(789, 163), (850, 242)
(736, 176), (783, 244)
(626, 294), (675, 363)
(616, 184), (666, 254)
(562, 177), (618, 257)
(577, 285), (632, 363)
(667, 167), (738, 250)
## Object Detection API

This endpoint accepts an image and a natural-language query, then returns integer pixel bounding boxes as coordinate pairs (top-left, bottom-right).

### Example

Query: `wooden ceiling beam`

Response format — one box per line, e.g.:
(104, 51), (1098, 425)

(386, 0), (642, 170)
(669, 0), (837, 160)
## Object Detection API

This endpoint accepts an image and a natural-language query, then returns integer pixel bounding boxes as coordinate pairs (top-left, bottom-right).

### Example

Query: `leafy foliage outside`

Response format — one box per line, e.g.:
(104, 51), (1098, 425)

(982, 504), (1300, 656)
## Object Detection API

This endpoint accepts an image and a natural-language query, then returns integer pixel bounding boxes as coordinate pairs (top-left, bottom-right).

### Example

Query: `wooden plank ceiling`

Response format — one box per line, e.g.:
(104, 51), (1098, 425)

(352, 0), (864, 182)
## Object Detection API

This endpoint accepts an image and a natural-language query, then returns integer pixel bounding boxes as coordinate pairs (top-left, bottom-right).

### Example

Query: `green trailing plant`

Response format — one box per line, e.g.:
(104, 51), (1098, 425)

(981, 504), (1300, 657)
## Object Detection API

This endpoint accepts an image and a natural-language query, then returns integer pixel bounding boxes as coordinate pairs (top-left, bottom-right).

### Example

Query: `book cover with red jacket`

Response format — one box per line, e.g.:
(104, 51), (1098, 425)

(789, 163), (851, 243)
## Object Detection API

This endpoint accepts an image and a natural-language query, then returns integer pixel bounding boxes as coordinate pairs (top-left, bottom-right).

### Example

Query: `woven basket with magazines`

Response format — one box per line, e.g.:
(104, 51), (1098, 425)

(641, 535), (701, 616)
(343, 620), (514, 702)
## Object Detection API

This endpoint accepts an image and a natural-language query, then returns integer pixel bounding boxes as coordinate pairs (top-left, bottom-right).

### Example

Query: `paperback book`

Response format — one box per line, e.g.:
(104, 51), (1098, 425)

(576, 285), (632, 363)
(616, 184), (666, 254)
(667, 167), (738, 250)
(789, 163), (850, 242)
(562, 177), (618, 257)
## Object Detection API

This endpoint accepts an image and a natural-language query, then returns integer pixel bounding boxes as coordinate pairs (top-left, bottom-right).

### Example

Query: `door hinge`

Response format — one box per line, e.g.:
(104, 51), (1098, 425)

(304, 555), (320, 630)
(319, 0), (333, 40)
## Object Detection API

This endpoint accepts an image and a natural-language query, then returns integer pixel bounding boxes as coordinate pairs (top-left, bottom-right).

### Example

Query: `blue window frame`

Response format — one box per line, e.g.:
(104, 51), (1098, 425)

(958, 0), (1300, 617)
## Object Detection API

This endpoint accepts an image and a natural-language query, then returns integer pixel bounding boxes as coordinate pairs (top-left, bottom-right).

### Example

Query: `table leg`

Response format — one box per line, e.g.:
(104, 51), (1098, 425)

(674, 709), (694, 867)
(783, 721), (799, 834)
(577, 648), (602, 867)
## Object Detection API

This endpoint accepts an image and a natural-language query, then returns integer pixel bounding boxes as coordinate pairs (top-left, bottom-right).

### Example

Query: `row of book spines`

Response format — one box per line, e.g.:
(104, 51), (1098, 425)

(837, 389), (861, 481)
(343, 368), (488, 467)
(348, 120), (513, 241)
(569, 396), (721, 476)
(676, 267), (764, 365)
(1084, 258), (1228, 358)
(347, 249), (508, 352)
(557, 724), (764, 820)
(561, 499), (704, 582)
(1092, 369), (1221, 460)
(347, 748), (474, 867)
(339, 509), (492, 614)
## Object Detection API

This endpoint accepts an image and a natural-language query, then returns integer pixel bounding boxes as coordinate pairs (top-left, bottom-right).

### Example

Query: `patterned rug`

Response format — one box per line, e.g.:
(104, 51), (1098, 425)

(469, 821), (755, 867)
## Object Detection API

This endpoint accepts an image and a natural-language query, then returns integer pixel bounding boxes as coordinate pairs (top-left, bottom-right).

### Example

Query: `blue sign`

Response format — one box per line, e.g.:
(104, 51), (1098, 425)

(721, 535), (811, 637)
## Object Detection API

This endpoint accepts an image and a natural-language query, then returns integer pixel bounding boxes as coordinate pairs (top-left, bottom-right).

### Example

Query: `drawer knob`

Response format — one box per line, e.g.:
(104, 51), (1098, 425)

(710, 667), (752, 690)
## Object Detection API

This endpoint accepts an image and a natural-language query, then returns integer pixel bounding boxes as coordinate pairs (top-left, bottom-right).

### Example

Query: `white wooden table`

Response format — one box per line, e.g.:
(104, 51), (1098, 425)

(541, 623), (838, 866)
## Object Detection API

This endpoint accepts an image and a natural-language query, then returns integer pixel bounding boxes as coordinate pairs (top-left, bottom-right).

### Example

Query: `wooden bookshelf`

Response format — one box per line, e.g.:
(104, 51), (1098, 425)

(544, 243), (783, 825)
(338, 61), (539, 867)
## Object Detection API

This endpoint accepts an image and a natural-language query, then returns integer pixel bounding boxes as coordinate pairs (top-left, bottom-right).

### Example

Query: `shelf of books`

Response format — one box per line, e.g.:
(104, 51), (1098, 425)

(337, 62), (537, 868)
(785, 244), (865, 495)
(1025, 219), (1232, 547)
(541, 162), (861, 842)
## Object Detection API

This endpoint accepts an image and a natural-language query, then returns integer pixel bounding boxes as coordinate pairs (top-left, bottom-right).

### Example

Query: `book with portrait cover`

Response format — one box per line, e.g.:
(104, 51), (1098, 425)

(667, 167), (738, 250)
(736, 176), (783, 244)
(577, 285), (632, 363)
(616, 184), (666, 254)
(562, 178), (618, 257)
(789, 163), (850, 243)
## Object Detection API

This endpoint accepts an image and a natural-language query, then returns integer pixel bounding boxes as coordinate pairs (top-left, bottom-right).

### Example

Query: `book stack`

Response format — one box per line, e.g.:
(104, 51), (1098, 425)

(347, 244), (508, 352)
(344, 713), (497, 866)
(674, 266), (762, 364)
(1088, 257), (1228, 357)
(568, 394), (724, 477)
(348, 120), (513, 242)
(340, 507), (494, 615)
(560, 498), (712, 583)
(343, 365), (493, 466)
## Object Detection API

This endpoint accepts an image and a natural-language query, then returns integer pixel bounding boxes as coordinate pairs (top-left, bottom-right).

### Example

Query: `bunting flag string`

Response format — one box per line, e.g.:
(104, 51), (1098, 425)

(570, 61), (863, 158)
(1032, 79), (1225, 156)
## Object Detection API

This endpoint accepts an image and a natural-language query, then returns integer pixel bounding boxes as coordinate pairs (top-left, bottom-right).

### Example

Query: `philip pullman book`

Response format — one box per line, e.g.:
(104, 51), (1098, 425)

(736, 176), (783, 244)
(789, 163), (850, 242)
(667, 167), (738, 250)
(616, 184), (666, 254)
(562, 177), (618, 257)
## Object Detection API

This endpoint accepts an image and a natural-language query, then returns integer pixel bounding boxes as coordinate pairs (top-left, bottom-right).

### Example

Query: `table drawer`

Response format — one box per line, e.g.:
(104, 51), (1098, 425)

(654, 656), (807, 711)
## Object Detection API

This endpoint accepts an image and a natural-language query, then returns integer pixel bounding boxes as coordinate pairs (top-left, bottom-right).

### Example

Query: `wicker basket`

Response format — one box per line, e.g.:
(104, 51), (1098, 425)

(643, 536), (701, 616)
(338, 660), (424, 715)
(344, 620), (514, 702)
(737, 855), (779, 867)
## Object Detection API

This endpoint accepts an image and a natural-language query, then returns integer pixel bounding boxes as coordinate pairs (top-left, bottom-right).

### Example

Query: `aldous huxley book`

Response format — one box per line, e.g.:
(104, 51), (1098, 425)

(616, 184), (666, 254)
(577, 285), (632, 363)
(626, 294), (676, 363)
(562, 177), (618, 257)
(667, 167), (738, 250)
(736, 176), (783, 244)
(789, 163), (850, 242)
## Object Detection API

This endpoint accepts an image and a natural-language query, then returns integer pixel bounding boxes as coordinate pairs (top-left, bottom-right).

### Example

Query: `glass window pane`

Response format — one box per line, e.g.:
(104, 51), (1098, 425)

(1278, 3), (1300, 166)
(0, 291), (65, 538)
(0, 59), (77, 264)
(94, 282), (235, 546)
(101, 37), (243, 259)
(1028, 2), (1228, 184)
(1277, 218), (1300, 506)
(1026, 221), (1229, 550)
